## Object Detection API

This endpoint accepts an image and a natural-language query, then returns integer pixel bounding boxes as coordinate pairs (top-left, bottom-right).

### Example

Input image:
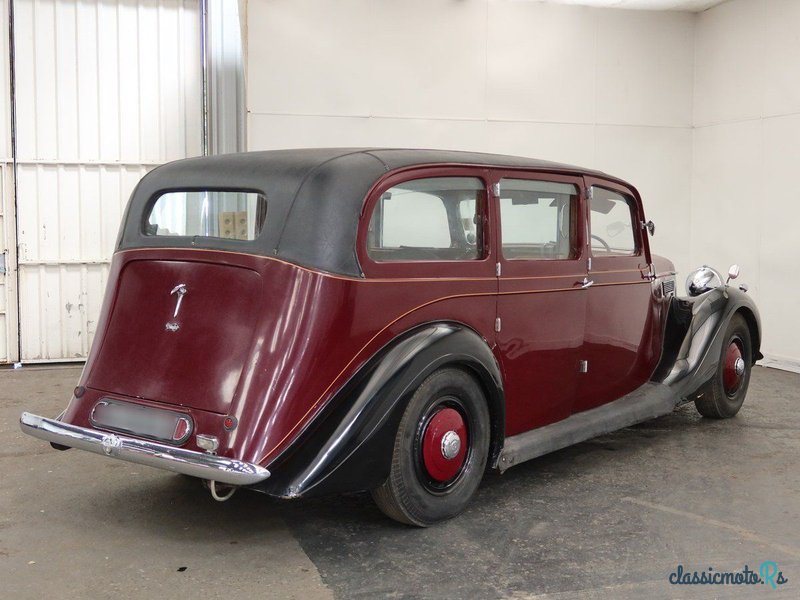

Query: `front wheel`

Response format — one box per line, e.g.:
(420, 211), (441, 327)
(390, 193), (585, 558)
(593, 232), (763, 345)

(371, 368), (490, 526)
(695, 314), (752, 418)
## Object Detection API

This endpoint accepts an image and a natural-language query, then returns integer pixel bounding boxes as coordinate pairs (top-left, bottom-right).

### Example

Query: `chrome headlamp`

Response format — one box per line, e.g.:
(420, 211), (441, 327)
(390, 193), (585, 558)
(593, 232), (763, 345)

(686, 266), (723, 297)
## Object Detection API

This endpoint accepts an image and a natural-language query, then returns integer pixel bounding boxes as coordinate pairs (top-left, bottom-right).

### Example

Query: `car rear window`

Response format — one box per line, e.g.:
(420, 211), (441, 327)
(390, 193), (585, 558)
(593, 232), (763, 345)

(145, 191), (267, 241)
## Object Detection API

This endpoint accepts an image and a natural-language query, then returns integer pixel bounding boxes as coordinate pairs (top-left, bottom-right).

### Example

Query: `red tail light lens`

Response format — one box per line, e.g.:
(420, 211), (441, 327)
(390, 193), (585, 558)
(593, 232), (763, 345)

(173, 417), (191, 442)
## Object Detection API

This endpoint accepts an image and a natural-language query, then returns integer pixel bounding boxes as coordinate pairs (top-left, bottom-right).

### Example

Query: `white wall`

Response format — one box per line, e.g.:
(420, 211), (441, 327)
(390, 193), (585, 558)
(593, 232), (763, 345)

(246, 0), (696, 277)
(692, 0), (800, 370)
(245, 0), (800, 368)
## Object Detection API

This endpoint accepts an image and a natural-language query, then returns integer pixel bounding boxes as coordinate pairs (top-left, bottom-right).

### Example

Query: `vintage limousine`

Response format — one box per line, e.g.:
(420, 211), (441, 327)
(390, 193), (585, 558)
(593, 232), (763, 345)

(20, 149), (761, 526)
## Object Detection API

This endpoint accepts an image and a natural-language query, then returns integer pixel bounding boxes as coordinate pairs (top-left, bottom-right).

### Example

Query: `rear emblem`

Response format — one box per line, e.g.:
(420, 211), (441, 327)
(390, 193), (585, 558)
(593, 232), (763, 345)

(166, 283), (188, 332)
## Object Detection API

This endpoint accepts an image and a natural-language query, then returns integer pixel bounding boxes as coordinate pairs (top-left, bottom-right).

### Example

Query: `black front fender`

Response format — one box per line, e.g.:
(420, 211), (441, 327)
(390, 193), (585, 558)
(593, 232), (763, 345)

(251, 322), (504, 499)
(651, 285), (762, 400)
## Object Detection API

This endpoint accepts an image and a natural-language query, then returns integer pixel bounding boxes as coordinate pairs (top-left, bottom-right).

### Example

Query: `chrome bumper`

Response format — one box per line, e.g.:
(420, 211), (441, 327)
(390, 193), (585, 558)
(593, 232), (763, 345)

(19, 412), (270, 486)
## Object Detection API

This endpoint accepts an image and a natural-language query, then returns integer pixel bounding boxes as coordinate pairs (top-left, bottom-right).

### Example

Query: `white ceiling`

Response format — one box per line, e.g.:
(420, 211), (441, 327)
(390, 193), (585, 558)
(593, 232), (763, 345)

(539, 0), (727, 12)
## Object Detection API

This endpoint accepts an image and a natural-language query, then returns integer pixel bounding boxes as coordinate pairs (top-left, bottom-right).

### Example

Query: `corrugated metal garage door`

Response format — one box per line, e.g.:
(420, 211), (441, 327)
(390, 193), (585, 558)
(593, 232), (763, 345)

(0, 1), (18, 363)
(11, 0), (203, 361)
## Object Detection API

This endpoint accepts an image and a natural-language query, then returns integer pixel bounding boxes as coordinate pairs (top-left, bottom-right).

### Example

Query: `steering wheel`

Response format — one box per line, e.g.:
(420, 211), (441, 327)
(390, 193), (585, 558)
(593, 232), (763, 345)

(591, 234), (611, 254)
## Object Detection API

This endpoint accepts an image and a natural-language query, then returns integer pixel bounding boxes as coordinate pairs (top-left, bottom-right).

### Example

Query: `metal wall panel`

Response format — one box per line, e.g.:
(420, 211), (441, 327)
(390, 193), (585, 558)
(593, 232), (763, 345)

(0, 0), (18, 363)
(208, 0), (245, 154)
(13, 0), (203, 361)
(0, 163), (17, 363)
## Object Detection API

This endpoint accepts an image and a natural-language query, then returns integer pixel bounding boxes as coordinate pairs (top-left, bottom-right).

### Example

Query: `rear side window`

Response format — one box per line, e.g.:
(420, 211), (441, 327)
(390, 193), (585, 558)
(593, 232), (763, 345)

(367, 177), (485, 261)
(590, 187), (637, 256)
(145, 191), (267, 241)
(499, 179), (577, 260)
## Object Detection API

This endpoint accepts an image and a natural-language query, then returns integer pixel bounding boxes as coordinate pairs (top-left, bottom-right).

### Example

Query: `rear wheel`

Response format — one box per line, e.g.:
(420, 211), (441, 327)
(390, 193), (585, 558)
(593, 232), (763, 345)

(695, 314), (752, 418)
(371, 368), (490, 526)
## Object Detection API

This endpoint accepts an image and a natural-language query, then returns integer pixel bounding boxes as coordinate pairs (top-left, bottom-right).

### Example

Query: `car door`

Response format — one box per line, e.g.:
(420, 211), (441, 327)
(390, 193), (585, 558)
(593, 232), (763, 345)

(493, 172), (589, 436)
(358, 168), (498, 351)
(573, 177), (660, 413)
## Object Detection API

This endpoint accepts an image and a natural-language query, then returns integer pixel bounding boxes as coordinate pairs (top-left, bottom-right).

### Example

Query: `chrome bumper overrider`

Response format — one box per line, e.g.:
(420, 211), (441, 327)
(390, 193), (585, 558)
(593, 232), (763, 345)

(19, 412), (270, 486)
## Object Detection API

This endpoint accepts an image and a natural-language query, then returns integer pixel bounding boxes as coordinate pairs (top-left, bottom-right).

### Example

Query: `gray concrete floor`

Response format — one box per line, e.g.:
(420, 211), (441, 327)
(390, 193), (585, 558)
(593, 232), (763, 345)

(1, 365), (798, 599)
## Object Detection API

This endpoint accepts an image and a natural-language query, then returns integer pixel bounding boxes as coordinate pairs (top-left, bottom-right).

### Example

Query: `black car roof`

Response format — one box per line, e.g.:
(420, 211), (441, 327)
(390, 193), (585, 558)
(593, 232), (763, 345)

(117, 148), (622, 277)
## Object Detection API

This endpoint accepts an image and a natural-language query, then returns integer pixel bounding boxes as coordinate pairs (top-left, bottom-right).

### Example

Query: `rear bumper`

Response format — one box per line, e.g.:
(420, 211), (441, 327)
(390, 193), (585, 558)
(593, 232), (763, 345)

(19, 412), (271, 486)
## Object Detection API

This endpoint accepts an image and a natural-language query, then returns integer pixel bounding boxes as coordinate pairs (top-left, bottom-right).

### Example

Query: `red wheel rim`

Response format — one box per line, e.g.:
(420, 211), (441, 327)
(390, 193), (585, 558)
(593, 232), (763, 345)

(421, 407), (468, 483)
(723, 340), (745, 395)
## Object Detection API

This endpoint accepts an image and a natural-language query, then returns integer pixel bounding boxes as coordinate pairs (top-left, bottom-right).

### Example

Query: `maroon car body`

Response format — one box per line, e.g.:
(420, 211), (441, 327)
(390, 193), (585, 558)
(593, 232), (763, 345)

(20, 149), (762, 525)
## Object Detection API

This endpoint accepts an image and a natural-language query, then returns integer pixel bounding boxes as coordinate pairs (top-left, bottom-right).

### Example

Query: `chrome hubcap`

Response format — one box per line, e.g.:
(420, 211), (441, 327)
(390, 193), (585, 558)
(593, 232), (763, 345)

(441, 430), (461, 460)
(734, 357), (745, 376)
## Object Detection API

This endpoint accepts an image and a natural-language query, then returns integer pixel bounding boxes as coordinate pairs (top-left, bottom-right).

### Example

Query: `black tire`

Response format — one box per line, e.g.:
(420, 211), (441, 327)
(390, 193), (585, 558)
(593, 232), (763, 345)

(371, 368), (490, 527)
(695, 314), (752, 418)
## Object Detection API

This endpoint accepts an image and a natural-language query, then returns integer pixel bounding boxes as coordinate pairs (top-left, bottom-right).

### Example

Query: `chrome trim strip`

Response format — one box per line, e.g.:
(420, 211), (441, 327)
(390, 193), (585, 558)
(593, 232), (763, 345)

(88, 399), (194, 445)
(19, 412), (270, 486)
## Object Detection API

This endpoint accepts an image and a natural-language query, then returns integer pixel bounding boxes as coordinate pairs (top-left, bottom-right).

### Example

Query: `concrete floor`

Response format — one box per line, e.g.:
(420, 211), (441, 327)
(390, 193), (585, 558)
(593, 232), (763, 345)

(1, 365), (798, 599)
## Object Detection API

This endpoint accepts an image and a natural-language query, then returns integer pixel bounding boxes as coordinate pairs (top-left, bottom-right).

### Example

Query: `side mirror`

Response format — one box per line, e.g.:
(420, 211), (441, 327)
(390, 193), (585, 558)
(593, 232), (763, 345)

(642, 220), (655, 236)
(726, 264), (740, 284)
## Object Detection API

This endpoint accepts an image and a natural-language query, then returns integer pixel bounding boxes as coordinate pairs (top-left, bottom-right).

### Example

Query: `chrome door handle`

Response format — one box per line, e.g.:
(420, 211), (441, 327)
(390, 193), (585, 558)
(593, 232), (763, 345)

(580, 277), (594, 289)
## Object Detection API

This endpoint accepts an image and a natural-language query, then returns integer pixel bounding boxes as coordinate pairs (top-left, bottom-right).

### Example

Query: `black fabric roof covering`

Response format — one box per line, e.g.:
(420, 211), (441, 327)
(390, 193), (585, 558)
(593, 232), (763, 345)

(117, 148), (614, 277)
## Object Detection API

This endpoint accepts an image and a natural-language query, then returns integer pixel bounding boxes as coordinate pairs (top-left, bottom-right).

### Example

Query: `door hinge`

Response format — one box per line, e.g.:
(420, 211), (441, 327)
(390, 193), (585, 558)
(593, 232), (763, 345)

(492, 182), (500, 197)
(495, 317), (502, 333)
(588, 256), (592, 271)
(579, 360), (588, 373)
(495, 262), (501, 277)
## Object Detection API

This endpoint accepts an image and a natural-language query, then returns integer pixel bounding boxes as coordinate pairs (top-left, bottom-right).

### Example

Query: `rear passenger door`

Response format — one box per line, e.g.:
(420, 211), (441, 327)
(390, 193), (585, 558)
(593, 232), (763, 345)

(493, 173), (589, 436)
(359, 170), (498, 353)
(573, 178), (659, 413)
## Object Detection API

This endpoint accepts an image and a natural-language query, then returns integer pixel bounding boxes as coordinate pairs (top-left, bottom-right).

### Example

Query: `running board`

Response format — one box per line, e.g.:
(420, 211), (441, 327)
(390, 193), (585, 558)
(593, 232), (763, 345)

(497, 382), (678, 472)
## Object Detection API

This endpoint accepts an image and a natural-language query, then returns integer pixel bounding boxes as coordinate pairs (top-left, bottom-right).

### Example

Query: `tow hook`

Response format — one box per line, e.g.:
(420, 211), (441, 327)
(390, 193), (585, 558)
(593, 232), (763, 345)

(205, 479), (238, 502)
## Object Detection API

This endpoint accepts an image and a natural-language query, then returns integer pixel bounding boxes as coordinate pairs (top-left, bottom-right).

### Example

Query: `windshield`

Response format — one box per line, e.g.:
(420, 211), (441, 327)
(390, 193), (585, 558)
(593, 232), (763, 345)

(145, 191), (267, 241)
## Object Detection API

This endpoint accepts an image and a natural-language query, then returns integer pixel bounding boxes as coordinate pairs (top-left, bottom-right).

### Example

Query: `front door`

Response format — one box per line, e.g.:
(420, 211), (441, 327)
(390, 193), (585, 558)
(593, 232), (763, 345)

(494, 172), (589, 436)
(573, 178), (659, 413)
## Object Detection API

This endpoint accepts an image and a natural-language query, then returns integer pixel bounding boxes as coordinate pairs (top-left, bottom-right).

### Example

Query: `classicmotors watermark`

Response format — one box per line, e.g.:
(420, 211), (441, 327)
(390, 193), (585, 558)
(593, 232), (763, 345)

(669, 562), (789, 589)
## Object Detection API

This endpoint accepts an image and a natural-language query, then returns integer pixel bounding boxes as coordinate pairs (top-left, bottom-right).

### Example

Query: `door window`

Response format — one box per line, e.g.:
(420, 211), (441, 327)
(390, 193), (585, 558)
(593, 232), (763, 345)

(499, 179), (577, 260)
(367, 177), (485, 261)
(589, 187), (637, 256)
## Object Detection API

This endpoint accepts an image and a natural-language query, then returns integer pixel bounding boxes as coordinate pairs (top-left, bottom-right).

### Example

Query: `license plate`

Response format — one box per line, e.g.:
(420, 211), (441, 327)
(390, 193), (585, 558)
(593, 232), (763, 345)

(91, 400), (192, 444)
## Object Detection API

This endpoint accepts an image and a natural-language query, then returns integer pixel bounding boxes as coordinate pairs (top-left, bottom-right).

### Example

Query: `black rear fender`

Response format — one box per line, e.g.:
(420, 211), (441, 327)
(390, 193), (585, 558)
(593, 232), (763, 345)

(252, 322), (504, 499)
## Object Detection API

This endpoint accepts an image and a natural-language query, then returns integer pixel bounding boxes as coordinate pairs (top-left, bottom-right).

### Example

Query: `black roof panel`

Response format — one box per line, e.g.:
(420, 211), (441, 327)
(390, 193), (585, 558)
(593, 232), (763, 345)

(117, 148), (621, 276)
